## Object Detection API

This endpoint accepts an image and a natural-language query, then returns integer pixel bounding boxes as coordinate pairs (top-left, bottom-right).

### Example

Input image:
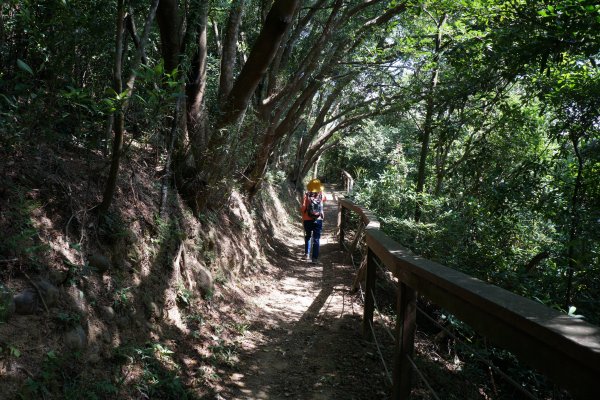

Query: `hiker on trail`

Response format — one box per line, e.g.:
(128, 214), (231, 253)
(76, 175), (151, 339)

(301, 178), (327, 264)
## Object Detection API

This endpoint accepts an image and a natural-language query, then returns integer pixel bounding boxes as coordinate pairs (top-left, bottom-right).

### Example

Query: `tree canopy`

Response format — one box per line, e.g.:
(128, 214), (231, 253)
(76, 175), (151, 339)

(2, 0), (599, 332)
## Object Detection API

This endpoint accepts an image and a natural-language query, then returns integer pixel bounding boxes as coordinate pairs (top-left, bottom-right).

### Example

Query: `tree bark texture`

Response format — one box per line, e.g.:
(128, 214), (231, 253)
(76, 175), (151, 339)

(98, 0), (160, 214)
(156, 0), (182, 73)
(97, 0), (126, 215)
(415, 13), (447, 223)
(185, 0), (209, 150)
(218, 0), (245, 108)
(125, 11), (148, 65)
(564, 135), (584, 309)
(217, 0), (300, 128)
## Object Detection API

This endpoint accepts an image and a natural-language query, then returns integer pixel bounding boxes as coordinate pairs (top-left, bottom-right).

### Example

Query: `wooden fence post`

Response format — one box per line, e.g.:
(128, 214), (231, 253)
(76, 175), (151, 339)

(363, 248), (376, 337)
(393, 282), (417, 399)
(338, 204), (345, 249)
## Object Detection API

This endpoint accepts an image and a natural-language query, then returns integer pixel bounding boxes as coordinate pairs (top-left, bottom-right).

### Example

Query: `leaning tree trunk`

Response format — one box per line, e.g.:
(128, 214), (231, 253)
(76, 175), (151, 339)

(216, 0), (300, 129)
(243, 80), (319, 195)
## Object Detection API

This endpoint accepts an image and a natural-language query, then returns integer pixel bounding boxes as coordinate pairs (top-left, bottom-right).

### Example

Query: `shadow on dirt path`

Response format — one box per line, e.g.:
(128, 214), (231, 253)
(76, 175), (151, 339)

(219, 188), (393, 400)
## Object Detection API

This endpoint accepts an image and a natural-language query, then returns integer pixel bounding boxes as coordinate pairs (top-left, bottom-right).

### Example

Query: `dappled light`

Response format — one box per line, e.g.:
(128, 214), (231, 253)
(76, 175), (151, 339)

(1, 0), (599, 398)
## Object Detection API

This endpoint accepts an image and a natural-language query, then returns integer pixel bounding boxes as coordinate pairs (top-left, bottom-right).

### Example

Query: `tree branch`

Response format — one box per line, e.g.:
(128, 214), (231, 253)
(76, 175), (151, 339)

(218, 0), (245, 107)
(217, 0), (300, 128)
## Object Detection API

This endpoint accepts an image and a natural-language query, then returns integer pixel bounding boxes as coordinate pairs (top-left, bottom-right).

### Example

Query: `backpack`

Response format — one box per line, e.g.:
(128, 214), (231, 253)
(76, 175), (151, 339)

(307, 192), (323, 220)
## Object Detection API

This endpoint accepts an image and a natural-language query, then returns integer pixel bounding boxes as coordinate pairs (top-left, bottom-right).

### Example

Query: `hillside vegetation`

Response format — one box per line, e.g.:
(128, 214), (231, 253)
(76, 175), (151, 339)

(1, 1), (599, 398)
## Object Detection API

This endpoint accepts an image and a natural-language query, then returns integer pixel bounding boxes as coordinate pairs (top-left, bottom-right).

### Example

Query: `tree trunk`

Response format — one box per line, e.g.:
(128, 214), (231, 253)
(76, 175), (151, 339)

(300, 139), (339, 179)
(185, 1), (209, 156)
(312, 155), (321, 179)
(218, 0), (245, 108)
(125, 11), (148, 65)
(415, 13), (446, 223)
(217, 0), (299, 128)
(564, 135), (584, 309)
(243, 80), (318, 195)
(156, 0), (182, 73)
(97, 0), (126, 215)
(98, 0), (160, 214)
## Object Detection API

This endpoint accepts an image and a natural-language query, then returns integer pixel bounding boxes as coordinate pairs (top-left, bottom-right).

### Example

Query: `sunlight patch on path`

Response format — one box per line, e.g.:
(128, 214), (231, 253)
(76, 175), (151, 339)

(221, 187), (368, 400)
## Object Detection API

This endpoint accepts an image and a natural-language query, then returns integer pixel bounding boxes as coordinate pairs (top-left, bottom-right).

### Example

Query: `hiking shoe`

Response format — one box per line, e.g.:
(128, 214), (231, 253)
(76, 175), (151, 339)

(311, 258), (318, 264)
(304, 253), (310, 260)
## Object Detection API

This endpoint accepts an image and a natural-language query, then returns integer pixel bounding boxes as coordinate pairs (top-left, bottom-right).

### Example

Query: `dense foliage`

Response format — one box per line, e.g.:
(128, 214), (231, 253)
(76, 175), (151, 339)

(327, 0), (600, 324)
(1, 0), (599, 396)
(2, 0), (597, 338)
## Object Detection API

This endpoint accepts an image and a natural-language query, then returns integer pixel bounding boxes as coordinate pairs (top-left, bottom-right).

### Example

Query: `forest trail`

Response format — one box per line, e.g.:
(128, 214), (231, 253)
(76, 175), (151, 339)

(218, 188), (391, 399)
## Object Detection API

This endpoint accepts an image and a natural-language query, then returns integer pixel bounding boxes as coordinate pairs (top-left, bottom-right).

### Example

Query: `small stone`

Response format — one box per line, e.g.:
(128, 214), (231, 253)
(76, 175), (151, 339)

(64, 325), (87, 351)
(124, 229), (137, 245)
(116, 316), (130, 329)
(101, 332), (112, 344)
(48, 268), (69, 285)
(36, 279), (59, 307)
(144, 300), (162, 319)
(88, 253), (111, 273)
(121, 260), (133, 271)
(87, 346), (102, 364)
(66, 286), (87, 314)
(88, 352), (102, 364)
(14, 289), (38, 315)
(187, 256), (213, 298)
(100, 306), (115, 321)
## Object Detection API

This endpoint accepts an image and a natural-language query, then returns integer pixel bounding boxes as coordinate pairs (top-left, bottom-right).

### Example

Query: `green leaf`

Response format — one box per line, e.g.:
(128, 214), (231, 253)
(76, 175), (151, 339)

(69, 243), (82, 251)
(17, 59), (34, 75)
(9, 345), (21, 358)
(0, 94), (17, 108)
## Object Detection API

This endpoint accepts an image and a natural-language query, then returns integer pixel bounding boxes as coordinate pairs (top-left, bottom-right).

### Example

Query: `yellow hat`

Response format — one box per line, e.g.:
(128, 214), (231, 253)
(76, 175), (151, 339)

(307, 179), (323, 193)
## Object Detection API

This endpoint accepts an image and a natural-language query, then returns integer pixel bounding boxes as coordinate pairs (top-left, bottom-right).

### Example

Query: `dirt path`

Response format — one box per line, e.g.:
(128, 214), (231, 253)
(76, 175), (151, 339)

(219, 189), (392, 400)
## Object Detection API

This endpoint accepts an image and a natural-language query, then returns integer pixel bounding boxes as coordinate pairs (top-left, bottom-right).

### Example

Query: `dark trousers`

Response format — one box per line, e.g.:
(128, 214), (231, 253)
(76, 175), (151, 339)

(303, 219), (323, 259)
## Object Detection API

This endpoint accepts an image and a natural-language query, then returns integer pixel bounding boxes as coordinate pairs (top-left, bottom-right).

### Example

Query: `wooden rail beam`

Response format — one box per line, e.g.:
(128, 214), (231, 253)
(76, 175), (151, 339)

(339, 198), (600, 399)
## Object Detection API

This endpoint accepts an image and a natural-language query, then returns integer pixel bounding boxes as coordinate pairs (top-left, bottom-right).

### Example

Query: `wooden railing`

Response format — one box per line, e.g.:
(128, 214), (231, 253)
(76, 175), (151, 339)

(337, 198), (600, 399)
(341, 170), (354, 193)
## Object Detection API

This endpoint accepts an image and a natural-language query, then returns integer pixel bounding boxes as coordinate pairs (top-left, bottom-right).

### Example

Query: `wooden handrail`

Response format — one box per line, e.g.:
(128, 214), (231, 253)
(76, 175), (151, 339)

(338, 198), (600, 400)
(341, 170), (354, 193)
